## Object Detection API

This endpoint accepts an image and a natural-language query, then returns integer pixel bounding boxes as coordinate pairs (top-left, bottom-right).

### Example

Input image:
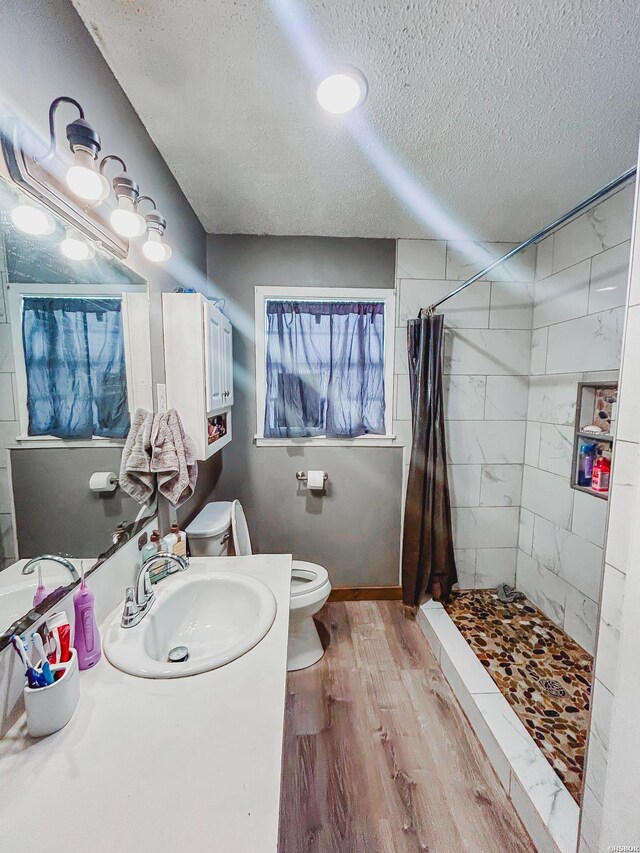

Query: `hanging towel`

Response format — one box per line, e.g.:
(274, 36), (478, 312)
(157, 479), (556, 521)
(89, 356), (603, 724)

(151, 409), (198, 507)
(119, 408), (155, 504)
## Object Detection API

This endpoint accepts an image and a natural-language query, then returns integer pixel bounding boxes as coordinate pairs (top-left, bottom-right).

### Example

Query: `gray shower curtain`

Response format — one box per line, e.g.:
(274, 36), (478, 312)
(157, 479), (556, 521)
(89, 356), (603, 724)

(402, 313), (458, 605)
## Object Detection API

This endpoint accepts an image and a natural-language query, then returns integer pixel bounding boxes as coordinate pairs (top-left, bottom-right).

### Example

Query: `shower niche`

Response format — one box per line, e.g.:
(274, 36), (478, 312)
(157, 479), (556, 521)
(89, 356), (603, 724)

(570, 381), (618, 500)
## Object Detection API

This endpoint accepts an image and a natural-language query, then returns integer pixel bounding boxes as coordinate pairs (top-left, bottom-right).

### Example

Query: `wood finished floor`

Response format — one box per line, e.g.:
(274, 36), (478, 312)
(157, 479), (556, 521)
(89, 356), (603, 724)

(278, 602), (536, 853)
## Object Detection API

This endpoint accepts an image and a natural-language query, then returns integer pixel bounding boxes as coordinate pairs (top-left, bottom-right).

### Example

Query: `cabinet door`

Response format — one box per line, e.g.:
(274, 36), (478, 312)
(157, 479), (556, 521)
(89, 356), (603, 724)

(222, 316), (234, 407)
(204, 303), (224, 413)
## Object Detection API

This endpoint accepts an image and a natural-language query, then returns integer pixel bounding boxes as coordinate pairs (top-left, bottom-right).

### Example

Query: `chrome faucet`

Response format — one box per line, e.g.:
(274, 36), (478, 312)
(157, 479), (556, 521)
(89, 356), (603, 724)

(21, 555), (80, 583)
(121, 552), (189, 629)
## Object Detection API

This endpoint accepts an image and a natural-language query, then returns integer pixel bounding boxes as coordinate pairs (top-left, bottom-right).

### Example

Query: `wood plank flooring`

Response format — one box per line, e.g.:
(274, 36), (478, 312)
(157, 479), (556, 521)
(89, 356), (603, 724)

(278, 602), (536, 853)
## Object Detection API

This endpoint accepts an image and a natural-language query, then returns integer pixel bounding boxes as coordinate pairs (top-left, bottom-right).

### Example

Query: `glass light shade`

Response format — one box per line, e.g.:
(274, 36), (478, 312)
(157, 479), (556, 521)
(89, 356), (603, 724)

(142, 229), (172, 263)
(11, 202), (55, 236)
(60, 230), (95, 261)
(66, 148), (110, 202)
(110, 196), (146, 238)
(316, 70), (367, 114)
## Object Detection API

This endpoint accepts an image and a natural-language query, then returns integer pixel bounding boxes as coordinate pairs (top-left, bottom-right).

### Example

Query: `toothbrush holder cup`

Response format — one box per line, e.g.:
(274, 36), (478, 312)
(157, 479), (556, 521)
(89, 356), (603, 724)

(23, 648), (80, 737)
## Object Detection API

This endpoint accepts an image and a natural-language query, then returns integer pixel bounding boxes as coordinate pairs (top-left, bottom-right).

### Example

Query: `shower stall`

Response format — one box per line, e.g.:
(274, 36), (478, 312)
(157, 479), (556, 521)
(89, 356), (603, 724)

(396, 168), (636, 853)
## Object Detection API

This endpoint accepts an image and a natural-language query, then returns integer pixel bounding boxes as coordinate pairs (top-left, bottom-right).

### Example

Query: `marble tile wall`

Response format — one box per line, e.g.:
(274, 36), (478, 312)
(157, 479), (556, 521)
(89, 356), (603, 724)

(394, 187), (636, 852)
(579, 174), (640, 853)
(0, 235), (17, 572)
(393, 238), (536, 589)
(515, 184), (633, 659)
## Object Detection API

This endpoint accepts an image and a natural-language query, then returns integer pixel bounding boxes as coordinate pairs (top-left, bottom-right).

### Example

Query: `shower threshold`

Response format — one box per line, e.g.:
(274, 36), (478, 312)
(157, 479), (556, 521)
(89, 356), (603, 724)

(417, 591), (588, 853)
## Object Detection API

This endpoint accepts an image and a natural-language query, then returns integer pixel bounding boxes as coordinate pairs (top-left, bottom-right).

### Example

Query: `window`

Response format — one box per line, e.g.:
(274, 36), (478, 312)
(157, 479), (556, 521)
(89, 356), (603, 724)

(255, 287), (395, 444)
(8, 283), (146, 443)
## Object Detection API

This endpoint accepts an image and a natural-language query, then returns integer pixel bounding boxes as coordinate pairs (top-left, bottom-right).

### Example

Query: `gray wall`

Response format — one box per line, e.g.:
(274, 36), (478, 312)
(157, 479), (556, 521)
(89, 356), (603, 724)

(200, 235), (403, 587)
(0, 0), (211, 560)
(10, 447), (141, 558)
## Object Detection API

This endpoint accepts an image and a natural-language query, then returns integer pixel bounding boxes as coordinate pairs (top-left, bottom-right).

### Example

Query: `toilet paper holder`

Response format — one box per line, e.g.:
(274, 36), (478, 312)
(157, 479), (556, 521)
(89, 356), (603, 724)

(295, 471), (329, 483)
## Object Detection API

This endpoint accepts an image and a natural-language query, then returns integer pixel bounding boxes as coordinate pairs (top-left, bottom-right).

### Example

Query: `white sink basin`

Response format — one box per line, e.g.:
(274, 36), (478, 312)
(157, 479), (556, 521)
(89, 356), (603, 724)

(104, 570), (277, 678)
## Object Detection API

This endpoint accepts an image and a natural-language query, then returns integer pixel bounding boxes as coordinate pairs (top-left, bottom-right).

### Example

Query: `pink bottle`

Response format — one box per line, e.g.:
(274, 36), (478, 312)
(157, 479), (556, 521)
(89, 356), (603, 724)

(73, 565), (101, 670)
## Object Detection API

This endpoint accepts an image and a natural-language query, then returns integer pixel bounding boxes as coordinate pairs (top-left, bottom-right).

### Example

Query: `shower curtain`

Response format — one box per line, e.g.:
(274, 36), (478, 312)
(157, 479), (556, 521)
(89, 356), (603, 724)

(402, 312), (457, 605)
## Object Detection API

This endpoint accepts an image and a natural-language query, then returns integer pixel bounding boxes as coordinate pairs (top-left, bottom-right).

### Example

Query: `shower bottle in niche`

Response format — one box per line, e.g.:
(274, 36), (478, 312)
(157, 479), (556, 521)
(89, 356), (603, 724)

(578, 442), (597, 487)
(592, 453), (611, 493)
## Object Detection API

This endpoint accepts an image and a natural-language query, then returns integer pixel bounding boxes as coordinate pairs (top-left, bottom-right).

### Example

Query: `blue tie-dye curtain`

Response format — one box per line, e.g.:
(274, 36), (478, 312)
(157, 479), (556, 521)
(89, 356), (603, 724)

(264, 301), (385, 438)
(22, 297), (130, 439)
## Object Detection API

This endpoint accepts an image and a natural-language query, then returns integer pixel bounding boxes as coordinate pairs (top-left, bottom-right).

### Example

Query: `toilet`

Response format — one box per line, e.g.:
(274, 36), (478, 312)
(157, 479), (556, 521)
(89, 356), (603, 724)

(185, 500), (331, 671)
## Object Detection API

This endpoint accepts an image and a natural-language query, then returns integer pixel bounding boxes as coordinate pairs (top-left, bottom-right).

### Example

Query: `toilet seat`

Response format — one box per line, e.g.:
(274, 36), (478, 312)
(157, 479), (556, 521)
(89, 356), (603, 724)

(231, 500), (253, 557)
(291, 561), (329, 597)
(231, 503), (330, 595)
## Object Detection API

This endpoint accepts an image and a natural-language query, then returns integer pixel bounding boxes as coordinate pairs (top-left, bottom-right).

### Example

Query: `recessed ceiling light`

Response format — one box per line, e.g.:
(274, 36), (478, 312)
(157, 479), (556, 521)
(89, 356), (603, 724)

(316, 67), (368, 115)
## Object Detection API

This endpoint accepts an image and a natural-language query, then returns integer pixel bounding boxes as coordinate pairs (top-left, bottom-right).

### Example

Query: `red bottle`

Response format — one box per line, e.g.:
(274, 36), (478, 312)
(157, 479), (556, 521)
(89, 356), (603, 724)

(592, 454), (611, 493)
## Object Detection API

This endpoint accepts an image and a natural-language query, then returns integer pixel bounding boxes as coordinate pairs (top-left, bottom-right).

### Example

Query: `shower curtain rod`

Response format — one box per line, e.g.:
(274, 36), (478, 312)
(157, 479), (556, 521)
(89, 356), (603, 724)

(423, 166), (637, 315)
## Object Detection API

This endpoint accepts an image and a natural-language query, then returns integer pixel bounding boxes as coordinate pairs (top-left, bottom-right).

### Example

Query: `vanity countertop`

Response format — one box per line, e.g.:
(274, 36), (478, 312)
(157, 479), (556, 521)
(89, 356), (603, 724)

(0, 555), (292, 853)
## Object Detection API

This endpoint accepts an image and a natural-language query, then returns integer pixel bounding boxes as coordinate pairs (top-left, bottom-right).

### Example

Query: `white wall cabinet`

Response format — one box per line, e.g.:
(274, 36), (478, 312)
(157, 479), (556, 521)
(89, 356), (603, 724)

(222, 318), (234, 407)
(163, 292), (233, 459)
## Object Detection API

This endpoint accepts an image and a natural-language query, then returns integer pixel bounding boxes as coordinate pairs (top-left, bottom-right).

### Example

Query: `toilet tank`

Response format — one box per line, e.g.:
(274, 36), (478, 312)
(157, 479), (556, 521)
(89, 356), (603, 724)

(185, 501), (233, 557)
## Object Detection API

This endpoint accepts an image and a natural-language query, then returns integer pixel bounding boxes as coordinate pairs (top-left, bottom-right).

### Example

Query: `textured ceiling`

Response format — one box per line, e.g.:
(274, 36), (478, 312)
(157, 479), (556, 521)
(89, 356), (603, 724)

(71, 0), (640, 240)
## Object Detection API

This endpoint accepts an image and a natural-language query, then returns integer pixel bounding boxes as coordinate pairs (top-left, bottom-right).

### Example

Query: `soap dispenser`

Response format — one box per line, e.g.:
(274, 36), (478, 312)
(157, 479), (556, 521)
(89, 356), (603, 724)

(73, 565), (102, 670)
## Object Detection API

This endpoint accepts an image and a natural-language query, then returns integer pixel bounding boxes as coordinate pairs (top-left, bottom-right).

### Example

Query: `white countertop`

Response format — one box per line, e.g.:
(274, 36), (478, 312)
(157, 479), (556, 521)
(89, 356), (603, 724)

(0, 555), (292, 853)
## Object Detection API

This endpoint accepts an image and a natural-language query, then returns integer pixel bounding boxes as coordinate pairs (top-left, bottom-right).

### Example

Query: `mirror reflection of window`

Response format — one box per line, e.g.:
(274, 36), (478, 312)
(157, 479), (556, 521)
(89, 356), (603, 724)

(22, 296), (130, 439)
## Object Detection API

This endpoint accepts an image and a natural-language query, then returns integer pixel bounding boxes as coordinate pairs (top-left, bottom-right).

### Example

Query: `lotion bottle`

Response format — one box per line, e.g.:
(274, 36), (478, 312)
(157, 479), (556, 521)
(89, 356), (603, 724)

(170, 522), (186, 557)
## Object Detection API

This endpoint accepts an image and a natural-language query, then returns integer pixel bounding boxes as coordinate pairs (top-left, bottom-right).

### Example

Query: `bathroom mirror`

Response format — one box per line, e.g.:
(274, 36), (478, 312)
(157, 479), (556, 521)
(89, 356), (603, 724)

(0, 171), (154, 648)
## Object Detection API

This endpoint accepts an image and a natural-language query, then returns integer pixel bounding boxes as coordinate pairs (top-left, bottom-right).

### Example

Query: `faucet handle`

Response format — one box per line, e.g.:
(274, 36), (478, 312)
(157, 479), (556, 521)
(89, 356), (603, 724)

(121, 587), (139, 628)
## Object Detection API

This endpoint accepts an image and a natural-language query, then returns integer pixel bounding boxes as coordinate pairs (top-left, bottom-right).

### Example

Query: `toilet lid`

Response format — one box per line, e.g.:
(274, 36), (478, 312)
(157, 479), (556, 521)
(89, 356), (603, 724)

(231, 500), (253, 556)
(291, 560), (329, 596)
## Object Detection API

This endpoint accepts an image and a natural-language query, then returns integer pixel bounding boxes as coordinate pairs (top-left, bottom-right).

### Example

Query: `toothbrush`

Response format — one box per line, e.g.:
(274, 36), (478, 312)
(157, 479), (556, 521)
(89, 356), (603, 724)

(11, 636), (45, 688)
(19, 635), (48, 686)
(31, 633), (54, 685)
(19, 635), (34, 668)
(11, 634), (28, 669)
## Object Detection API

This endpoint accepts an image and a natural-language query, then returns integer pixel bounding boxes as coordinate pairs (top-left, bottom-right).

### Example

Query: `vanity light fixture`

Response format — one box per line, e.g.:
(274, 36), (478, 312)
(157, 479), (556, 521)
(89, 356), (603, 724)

(60, 227), (95, 261)
(10, 195), (56, 236)
(37, 97), (110, 202)
(142, 206), (172, 263)
(24, 97), (171, 256)
(137, 196), (172, 262)
(316, 66), (368, 114)
(110, 174), (146, 238)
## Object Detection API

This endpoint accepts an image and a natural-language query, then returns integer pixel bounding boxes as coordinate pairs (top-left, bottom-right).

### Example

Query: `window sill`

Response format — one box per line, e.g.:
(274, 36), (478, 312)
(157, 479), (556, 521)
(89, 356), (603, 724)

(13, 436), (126, 449)
(254, 435), (399, 448)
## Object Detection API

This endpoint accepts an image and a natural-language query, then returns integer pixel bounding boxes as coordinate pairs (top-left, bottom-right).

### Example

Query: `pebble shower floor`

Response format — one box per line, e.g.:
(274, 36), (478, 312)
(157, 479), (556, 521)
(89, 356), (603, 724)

(444, 589), (592, 804)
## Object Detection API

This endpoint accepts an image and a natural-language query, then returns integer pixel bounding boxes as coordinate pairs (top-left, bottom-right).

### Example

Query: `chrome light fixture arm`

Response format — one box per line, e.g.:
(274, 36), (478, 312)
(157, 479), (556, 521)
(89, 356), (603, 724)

(36, 96), (99, 165)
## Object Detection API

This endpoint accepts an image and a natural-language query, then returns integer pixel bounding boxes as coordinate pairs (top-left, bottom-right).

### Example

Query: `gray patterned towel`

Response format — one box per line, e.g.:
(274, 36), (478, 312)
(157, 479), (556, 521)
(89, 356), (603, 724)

(496, 583), (525, 603)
